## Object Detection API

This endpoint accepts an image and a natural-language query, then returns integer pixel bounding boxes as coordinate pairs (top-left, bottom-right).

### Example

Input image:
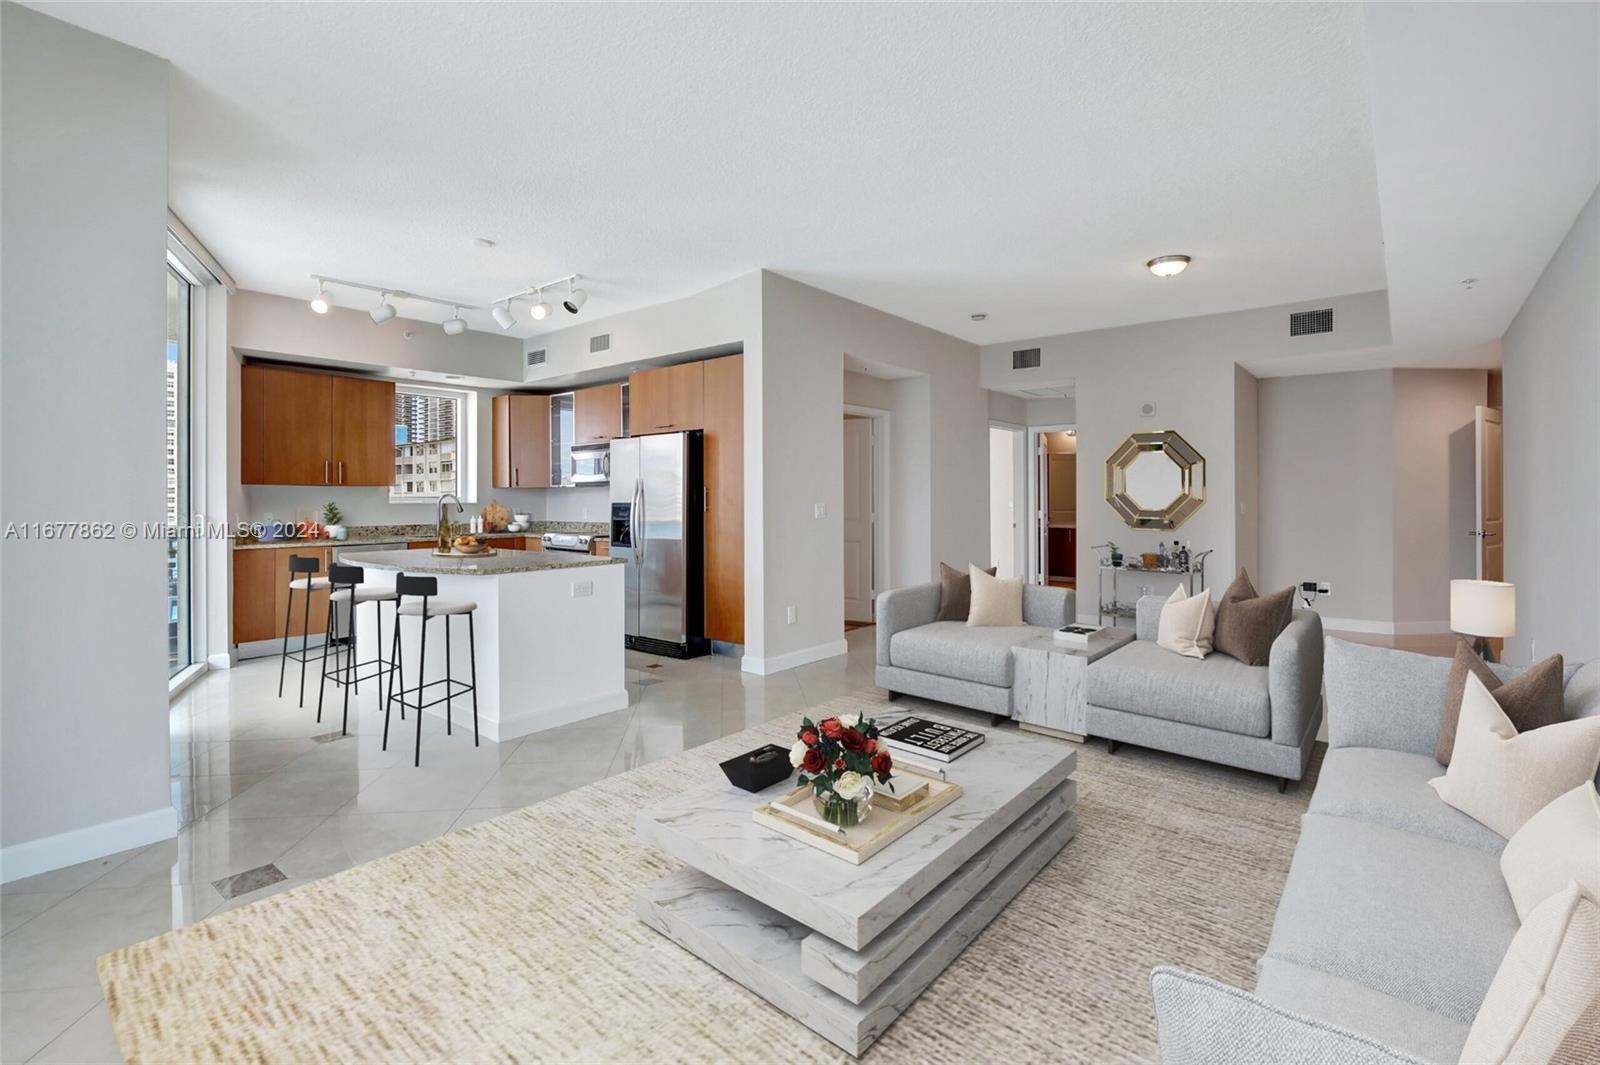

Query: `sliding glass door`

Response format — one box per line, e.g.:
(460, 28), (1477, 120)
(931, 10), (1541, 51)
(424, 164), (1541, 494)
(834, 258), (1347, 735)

(166, 263), (193, 676)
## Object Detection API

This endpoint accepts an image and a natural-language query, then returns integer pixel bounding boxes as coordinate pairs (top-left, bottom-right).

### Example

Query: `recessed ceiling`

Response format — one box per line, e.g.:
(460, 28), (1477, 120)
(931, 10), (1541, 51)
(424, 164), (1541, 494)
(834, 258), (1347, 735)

(31, 1), (1388, 342)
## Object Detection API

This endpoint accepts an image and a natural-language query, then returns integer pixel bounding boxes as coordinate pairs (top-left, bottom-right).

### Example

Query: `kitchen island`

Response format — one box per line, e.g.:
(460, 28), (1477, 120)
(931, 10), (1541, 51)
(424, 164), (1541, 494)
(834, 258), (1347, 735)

(339, 548), (626, 743)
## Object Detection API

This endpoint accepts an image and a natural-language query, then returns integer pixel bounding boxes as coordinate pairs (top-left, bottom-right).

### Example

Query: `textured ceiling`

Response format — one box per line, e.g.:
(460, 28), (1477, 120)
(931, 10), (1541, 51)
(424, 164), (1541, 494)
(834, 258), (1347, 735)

(32, 1), (1388, 342)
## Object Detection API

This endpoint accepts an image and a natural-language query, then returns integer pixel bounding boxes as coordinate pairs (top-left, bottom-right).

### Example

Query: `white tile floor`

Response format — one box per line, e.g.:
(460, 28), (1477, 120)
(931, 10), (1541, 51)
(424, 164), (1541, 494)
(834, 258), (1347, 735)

(0, 629), (880, 1063)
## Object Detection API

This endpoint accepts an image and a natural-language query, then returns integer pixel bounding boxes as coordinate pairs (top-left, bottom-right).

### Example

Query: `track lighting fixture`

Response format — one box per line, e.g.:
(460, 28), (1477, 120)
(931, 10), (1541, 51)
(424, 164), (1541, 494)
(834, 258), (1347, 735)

(309, 283), (333, 314)
(369, 292), (397, 324)
(442, 308), (468, 336)
(562, 279), (588, 314)
(492, 301), (516, 331)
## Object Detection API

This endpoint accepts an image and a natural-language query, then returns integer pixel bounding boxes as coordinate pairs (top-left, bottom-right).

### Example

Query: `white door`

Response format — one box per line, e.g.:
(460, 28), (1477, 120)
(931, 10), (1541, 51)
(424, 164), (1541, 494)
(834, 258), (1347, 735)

(843, 417), (875, 622)
(989, 427), (1017, 578)
(1475, 405), (1504, 580)
(1034, 436), (1050, 585)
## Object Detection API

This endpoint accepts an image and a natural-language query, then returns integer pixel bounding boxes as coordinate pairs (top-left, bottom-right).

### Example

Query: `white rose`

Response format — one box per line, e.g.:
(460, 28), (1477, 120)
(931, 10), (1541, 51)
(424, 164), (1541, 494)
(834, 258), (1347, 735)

(789, 740), (808, 768)
(833, 771), (865, 801)
(838, 712), (861, 729)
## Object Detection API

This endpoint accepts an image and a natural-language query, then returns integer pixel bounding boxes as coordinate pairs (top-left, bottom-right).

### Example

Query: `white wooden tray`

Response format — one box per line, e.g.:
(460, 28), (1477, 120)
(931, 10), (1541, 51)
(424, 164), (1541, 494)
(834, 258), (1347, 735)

(752, 766), (962, 865)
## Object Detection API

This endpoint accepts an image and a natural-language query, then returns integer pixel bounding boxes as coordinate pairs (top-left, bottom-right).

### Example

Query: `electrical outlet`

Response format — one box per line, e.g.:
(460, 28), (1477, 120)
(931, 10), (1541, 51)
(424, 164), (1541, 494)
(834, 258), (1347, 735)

(1318, 581), (1331, 596)
(571, 580), (593, 598)
(813, 503), (826, 520)
(786, 605), (797, 625)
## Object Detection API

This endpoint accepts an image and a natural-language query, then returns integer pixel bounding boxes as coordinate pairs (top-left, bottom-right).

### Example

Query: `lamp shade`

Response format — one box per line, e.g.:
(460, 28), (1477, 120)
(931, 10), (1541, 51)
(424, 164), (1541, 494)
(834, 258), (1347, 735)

(1451, 579), (1515, 638)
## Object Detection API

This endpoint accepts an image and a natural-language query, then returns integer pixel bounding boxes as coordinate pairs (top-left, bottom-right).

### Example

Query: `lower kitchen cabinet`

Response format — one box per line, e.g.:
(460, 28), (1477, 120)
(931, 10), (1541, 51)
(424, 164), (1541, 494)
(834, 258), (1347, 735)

(232, 546), (331, 645)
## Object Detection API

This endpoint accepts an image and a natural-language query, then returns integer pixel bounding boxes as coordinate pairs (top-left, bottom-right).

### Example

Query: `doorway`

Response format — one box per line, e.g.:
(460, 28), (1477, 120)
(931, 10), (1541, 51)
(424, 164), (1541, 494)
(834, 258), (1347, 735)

(1027, 426), (1078, 589)
(843, 407), (888, 627)
(989, 425), (1024, 578)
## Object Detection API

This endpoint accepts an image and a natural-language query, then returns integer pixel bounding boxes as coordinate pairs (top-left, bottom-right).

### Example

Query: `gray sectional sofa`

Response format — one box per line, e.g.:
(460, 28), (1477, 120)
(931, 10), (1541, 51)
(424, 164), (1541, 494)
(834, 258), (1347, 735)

(1085, 595), (1324, 787)
(875, 582), (1075, 715)
(1152, 637), (1600, 1064)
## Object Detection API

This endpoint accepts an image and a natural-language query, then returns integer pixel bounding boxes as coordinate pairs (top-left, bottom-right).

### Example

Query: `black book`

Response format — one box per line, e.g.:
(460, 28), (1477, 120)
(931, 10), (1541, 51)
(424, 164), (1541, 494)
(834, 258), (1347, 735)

(878, 717), (985, 763)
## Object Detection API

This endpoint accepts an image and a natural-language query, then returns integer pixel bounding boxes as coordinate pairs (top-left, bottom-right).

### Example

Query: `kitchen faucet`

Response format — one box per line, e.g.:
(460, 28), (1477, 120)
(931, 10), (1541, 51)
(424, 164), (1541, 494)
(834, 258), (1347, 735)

(436, 493), (465, 550)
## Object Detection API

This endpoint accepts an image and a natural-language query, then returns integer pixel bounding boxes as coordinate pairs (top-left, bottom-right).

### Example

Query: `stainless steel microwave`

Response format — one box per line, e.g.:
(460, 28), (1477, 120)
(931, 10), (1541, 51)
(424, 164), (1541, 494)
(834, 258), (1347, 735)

(570, 441), (610, 485)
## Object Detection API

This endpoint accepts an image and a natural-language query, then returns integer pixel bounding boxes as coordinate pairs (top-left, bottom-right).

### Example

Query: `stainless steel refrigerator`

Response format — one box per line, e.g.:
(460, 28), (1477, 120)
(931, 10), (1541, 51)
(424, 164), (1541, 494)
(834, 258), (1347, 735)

(609, 430), (708, 658)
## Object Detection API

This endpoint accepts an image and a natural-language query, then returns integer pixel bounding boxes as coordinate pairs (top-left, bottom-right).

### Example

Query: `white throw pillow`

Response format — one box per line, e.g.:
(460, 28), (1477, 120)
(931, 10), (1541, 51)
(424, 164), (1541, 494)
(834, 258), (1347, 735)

(1429, 673), (1600, 839)
(1157, 585), (1214, 659)
(1458, 880), (1600, 1065)
(966, 564), (1024, 627)
(1501, 782), (1600, 921)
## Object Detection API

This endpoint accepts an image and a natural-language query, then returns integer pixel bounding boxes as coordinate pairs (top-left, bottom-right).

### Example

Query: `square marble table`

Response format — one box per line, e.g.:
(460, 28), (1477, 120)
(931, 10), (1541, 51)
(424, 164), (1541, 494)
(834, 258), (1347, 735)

(1011, 626), (1136, 742)
(635, 719), (1077, 1055)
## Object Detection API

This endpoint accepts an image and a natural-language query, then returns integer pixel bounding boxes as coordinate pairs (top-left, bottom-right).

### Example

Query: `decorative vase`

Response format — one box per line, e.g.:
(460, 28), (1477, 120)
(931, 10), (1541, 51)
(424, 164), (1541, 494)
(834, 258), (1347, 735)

(325, 524), (347, 541)
(814, 785), (873, 829)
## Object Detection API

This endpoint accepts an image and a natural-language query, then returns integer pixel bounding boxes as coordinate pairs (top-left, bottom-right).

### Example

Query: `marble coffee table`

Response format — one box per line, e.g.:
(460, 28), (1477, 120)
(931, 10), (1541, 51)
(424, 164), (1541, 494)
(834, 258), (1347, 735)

(635, 718), (1077, 1056)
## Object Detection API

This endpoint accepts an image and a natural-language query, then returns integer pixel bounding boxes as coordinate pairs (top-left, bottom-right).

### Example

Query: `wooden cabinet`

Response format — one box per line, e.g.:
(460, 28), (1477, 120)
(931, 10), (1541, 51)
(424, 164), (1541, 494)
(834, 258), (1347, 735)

(274, 547), (331, 639)
(590, 537), (611, 557)
(492, 394), (550, 488)
(701, 354), (744, 643)
(628, 361), (703, 435)
(231, 545), (332, 644)
(242, 364), (394, 486)
(574, 383), (623, 444)
(408, 540), (436, 550)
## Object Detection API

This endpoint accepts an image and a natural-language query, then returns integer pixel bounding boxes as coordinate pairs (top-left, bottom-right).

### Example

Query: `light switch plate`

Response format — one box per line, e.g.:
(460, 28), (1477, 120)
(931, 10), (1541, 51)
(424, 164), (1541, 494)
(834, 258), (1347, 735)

(813, 503), (826, 520)
(786, 605), (797, 625)
(571, 580), (594, 598)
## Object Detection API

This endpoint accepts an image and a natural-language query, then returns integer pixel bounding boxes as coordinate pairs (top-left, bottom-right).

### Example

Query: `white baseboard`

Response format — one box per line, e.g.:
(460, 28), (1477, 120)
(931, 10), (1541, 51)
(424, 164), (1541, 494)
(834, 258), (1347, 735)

(1318, 616), (1451, 636)
(742, 639), (849, 676)
(207, 651), (236, 670)
(2, 805), (178, 884)
(423, 689), (631, 744)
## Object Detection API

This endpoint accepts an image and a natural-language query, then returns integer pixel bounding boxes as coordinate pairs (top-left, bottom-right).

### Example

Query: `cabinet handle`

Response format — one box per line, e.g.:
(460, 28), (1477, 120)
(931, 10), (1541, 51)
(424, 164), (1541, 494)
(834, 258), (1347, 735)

(514, 466), (519, 487)
(338, 461), (344, 484)
(656, 423), (674, 429)
(324, 460), (330, 484)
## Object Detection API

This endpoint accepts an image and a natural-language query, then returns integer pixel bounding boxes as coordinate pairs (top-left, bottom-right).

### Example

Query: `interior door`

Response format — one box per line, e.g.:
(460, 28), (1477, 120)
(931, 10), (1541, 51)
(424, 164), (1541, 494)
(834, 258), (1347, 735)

(1034, 436), (1050, 585)
(639, 433), (687, 644)
(1475, 405), (1504, 580)
(843, 417), (874, 622)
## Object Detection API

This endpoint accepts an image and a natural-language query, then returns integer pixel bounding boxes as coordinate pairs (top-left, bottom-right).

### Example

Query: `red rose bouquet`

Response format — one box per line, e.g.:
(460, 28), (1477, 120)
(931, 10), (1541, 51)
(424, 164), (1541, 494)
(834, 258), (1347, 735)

(790, 711), (894, 828)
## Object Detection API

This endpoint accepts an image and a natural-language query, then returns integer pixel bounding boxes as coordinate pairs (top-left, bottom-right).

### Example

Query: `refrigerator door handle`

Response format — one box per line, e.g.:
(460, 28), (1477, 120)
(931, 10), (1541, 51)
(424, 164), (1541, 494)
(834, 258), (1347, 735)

(633, 478), (645, 566)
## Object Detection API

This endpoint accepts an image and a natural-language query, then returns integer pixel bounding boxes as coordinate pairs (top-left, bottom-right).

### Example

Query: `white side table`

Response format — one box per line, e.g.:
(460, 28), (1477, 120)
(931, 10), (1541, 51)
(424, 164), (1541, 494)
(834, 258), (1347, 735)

(1012, 627), (1136, 741)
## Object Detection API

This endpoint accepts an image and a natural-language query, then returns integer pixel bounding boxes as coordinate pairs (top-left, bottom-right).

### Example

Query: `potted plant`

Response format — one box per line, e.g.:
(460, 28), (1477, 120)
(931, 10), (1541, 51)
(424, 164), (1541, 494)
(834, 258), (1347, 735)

(321, 501), (347, 541)
(789, 711), (896, 828)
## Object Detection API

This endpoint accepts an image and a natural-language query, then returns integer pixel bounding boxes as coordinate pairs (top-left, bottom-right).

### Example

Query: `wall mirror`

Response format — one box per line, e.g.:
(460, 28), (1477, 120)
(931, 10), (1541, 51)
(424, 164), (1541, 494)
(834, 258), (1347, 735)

(1105, 430), (1206, 529)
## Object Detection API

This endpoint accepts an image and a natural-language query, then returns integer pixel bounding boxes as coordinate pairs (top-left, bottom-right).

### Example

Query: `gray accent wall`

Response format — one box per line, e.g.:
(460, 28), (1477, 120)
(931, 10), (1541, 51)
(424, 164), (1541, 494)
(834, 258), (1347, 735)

(1, 5), (175, 864)
(1503, 185), (1600, 664)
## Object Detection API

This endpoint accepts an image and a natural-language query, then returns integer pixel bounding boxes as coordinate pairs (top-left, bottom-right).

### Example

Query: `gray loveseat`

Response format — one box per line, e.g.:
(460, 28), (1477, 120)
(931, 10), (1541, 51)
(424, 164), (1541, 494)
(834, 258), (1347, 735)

(875, 582), (1075, 716)
(1151, 637), (1600, 1064)
(1084, 595), (1324, 788)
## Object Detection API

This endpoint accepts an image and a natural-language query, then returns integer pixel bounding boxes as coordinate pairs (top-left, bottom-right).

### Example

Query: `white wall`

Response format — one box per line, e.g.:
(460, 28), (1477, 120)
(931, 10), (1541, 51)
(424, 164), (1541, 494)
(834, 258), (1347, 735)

(1502, 185), (1600, 664)
(1, 5), (176, 877)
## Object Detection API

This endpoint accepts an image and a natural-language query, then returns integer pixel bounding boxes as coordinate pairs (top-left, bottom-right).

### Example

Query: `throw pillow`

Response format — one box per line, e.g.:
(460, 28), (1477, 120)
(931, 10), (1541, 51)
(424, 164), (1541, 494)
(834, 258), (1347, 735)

(1429, 673), (1600, 838)
(1436, 641), (1566, 766)
(935, 562), (997, 622)
(1157, 585), (1214, 659)
(966, 564), (1024, 627)
(1458, 880), (1600, 1065)
(1211, 569), (1294, 667)
(1501, 782), (1600, 921)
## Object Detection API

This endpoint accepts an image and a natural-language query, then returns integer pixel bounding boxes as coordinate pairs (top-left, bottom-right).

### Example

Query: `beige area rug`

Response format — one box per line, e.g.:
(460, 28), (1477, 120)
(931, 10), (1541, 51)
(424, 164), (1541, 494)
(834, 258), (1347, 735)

(99, 691), (1319, 1063)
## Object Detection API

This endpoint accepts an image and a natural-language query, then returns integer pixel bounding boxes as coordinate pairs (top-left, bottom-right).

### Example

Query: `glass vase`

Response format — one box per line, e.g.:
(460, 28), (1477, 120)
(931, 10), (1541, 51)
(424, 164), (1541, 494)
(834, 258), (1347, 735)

(815, 785), (873, 829)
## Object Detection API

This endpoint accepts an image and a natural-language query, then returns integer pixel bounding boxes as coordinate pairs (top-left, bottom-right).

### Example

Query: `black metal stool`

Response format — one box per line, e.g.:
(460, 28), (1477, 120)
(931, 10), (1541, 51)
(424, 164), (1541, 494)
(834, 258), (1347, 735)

(316, 564), (401, 736)
(277, 553), (330, 707)
(384, 574), (479, 767)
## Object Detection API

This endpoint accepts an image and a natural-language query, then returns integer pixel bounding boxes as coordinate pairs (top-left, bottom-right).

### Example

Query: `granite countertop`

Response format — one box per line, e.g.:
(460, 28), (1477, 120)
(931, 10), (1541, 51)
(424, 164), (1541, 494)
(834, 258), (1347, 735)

(338, 548), (622, 576)
(234, 521), (608, 551)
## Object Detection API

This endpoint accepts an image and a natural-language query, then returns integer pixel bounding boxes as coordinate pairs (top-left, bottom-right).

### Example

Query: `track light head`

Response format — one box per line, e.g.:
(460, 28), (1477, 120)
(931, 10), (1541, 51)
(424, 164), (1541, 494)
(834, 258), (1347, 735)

(369, 293), (397, 324)
(563, 287), (588, 314)
(442, 308), (467, 336)
(491, 302), (516, 331)
(309, 284), (333, 314)
(529, 293), (551, 321)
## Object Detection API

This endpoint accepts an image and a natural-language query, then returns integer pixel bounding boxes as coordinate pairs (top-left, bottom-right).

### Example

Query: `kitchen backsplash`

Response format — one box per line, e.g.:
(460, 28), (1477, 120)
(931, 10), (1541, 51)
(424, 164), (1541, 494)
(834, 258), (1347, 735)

(540, 486), (609, 523)
(243, 484), (554, 527)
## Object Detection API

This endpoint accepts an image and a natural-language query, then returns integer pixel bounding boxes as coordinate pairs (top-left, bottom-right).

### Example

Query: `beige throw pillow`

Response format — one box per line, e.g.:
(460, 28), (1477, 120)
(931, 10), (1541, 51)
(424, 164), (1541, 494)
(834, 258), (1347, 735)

(1429, 673), (1600, 838)
(1458, 881), (1600, 1065)
(966, 564), (1023, 627)
(935, 562), (997, 622)
(1501, 782), (1600, 921)
(1157, 585), (1214, 659)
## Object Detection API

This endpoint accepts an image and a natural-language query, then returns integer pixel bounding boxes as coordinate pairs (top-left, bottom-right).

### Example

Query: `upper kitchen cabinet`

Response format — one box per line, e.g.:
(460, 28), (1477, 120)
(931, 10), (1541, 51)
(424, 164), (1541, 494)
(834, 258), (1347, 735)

(573, 383), (623, 444)
(242, 364), (394, 486)
(491, 393), (550, 488)
(628, 361), (703, 435)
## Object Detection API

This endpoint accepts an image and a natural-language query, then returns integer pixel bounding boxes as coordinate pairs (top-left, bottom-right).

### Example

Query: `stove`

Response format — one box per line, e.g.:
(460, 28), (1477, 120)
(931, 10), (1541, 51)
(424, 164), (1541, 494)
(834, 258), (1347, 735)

(540, 531), (594, 554)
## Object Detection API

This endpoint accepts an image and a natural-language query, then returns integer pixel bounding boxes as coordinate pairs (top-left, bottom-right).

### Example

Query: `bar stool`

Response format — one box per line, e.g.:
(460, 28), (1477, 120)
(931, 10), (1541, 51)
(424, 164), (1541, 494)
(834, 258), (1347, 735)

(278, 554), (330, 707)
(384, 574), (479, 767)
(316, 564), (401, 736)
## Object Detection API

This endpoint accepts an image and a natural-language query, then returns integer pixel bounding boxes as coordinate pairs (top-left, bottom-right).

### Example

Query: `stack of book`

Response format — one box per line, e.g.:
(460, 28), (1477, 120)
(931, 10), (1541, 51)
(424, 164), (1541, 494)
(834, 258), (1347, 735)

(878, 717), (986, 763)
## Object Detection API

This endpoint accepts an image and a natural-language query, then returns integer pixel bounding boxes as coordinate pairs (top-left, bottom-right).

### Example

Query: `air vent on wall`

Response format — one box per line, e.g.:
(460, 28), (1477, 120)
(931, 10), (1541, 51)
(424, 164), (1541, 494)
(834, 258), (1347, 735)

(1289, 308), (1334, 337)
(1012, 347), (1041, 370)
(526, 348), (547, 368)
(590, 333), (611, 354)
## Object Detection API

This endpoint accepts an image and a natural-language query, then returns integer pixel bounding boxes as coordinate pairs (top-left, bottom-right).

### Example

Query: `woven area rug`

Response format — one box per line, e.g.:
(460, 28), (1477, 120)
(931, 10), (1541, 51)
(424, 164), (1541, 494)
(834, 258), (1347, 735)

(99, 690), (1319, 1063)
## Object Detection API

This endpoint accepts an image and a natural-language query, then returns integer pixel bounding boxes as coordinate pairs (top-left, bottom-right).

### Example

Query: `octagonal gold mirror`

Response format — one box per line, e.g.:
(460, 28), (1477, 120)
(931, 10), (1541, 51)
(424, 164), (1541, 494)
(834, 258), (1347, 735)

(1105, 430), (1206, 529)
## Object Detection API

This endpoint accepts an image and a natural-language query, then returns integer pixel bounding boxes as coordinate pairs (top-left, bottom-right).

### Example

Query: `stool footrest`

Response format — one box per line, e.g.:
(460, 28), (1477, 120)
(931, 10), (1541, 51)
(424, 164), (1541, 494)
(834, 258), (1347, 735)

(391, 677), (476, 711)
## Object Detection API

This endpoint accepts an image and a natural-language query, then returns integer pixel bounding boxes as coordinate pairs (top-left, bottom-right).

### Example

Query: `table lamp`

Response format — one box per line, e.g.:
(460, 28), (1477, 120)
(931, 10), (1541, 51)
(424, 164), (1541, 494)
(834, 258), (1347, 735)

(1450, 579), (1515, 662)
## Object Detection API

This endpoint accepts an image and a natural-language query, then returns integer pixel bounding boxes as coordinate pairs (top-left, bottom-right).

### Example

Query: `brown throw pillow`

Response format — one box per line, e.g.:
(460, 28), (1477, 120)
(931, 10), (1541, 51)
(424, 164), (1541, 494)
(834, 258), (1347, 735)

(935, 562), (997, 622)
(1436, 640), (1566, 765)
(1211, 569), (1294, 666)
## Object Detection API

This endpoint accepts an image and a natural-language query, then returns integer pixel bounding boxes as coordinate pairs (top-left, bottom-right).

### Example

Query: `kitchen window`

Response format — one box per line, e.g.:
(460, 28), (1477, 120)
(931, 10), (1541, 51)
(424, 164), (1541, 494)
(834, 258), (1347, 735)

(391, 385), (474, 501)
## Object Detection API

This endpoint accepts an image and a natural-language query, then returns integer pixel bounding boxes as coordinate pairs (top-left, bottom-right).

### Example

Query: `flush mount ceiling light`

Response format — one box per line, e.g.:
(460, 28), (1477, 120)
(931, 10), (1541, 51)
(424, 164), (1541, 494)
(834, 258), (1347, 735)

(442, 308), (468, 336)
(491, 302), (516, 330)
(562, 279), (588, 314)
(1146, 254), (1192, 278)
(369, 292), (397, 324)
(309, 283), (334, 314)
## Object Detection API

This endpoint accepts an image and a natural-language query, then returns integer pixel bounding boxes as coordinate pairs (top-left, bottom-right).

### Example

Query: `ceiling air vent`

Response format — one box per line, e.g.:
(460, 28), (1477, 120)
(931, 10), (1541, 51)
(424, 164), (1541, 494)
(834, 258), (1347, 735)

(526, 348), (547, 368)
(1012, 347), (1041, 370)
(1289, 308), (1334, 337)
(590, 333), (611, 354)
